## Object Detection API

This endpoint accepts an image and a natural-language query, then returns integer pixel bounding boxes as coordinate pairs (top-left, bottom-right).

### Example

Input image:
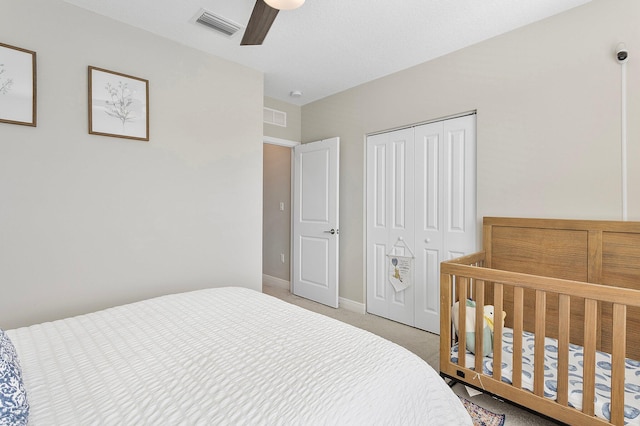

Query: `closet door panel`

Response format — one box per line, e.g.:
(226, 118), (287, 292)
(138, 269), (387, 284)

(420, 247), (441, 319)
(415, 121), (445, 333)
(443, 115), (477, 257)
(392, 140), (409, 230)
(416, 123), (444, 246)
(372, 243), (387, 299)
(366, 128), (415, 326)
(386, 129), (415, 325)
(367, 134), (389, 316)
(372, 144), (387, 229)
(447, 128), (466, 231)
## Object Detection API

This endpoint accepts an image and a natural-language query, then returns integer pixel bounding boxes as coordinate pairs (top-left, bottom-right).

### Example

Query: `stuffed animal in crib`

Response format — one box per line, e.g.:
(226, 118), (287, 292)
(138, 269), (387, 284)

(452, 299), (506, 356)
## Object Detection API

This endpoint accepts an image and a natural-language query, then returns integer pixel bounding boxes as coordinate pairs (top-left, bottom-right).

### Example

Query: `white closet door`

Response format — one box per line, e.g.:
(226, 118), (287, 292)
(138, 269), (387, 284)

(414, 115), (476, 333)
(366, 128), (415, 326)
(442, 116), (477, 259)
(414, 121), (444, 333)
(366, 114), (476, 333)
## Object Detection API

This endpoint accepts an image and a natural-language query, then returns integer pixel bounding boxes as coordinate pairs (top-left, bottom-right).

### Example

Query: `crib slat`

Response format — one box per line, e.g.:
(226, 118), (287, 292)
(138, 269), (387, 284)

(611, 303), (627, 426)
(583, 299), (597, 416)
(493, 283), (503, 383)
(458, 277), (468, 368)
(557, 294), (570, 406)
(440, 270), (453, 373)
(512, 287), (524, 389)
(534, 290), (546, 397)
(474, 280), (485, 374)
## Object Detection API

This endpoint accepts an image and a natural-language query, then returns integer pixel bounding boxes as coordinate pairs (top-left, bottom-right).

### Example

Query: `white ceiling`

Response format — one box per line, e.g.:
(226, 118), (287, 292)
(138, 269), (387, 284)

(64, 0), (591, 106)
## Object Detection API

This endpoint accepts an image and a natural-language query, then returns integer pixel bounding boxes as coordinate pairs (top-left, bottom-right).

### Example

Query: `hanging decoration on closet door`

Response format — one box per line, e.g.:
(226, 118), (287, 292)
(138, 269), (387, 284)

(387, 238), (414, 293)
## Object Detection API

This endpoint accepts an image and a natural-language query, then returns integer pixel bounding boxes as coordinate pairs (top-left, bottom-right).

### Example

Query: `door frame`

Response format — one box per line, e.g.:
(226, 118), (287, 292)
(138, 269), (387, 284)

(263, 136), (299, 292)
(264, 136), (300, 148)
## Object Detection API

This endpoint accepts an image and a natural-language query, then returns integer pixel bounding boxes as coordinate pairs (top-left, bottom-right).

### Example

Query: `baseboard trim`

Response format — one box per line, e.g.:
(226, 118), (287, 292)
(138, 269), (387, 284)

(339, 297), (366, 314)
(262, 274), (290, 290)
(262, 274), (366, 314)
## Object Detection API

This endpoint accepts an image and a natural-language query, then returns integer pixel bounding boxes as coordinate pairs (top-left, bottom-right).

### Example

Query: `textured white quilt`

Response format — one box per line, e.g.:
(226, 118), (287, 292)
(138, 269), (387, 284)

(8, 287), (471, 425)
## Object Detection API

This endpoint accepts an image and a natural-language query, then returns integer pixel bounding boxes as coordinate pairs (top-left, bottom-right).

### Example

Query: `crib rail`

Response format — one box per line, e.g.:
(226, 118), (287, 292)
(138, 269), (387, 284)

(440, 252), (640, 426)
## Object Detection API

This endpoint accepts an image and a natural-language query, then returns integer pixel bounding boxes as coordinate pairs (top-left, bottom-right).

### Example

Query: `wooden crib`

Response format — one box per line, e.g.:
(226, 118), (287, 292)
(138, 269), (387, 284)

(440, 217), (640, 426)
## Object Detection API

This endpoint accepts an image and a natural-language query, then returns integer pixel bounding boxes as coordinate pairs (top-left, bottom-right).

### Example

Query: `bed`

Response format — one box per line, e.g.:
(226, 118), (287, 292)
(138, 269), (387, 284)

(1, 286), (471, 425)
(440, 217), (640, 426)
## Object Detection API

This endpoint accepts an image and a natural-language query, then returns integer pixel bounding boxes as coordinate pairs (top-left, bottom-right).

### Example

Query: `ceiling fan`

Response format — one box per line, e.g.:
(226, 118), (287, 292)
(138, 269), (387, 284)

(241, 0), (305, 46)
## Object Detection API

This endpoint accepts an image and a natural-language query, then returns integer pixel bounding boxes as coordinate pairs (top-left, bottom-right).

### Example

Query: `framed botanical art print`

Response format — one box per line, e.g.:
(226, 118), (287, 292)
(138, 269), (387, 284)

(0, 42), (37, 127)
(88, 66), (149, 141)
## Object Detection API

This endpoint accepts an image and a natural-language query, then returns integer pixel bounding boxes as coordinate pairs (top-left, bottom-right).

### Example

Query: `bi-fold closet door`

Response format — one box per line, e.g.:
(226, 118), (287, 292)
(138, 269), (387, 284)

(366, 114), (476, 334)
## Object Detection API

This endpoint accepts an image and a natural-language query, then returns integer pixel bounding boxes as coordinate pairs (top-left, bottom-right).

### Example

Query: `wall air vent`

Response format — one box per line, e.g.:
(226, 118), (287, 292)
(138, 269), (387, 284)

(194, 9), (242, 37)
(264, 107), (287, 127)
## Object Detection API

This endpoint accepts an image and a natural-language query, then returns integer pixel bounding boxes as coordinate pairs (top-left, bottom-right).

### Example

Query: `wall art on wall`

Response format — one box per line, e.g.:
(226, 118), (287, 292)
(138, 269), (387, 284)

(88, 66), (149, 141)
(0, 42), (37, 127)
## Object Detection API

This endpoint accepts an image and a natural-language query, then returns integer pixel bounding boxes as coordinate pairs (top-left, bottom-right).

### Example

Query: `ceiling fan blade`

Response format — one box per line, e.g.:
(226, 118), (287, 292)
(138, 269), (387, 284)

(241, 0), (279, 46)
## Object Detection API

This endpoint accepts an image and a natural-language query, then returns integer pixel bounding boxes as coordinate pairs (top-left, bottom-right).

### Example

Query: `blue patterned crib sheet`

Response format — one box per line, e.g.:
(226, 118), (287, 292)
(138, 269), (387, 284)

(450, 328), (640, 425)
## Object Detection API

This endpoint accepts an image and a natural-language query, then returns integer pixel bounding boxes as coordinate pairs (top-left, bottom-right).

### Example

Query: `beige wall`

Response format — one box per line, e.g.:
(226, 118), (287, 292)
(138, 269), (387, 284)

(264, 96), (302, 141)
(302, 0), (640, 304)
(262, 144), (291, 281)
(0, 0), (264, 328)
(262, 97), (300, 284)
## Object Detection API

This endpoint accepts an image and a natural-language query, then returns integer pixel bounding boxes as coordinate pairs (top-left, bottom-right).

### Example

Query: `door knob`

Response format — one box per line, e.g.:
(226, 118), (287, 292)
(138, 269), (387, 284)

(324, 228), (337, 235)
(425, 238), (431, 243)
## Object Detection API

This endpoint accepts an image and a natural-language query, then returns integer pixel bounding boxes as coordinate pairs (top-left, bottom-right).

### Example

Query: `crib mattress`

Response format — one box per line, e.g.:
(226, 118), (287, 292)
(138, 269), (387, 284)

(7, 287), (471, 425)
(451, 328), (640, 424)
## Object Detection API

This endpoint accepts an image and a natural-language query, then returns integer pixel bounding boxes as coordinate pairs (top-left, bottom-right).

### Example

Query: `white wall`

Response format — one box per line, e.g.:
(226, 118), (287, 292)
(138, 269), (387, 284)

(0, 0), (264, 328)
(302, 0), (640, 304)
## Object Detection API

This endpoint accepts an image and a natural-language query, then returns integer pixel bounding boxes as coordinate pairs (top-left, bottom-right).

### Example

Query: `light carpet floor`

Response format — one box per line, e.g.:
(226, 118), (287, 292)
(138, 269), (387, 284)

(263, 283), (562, 426)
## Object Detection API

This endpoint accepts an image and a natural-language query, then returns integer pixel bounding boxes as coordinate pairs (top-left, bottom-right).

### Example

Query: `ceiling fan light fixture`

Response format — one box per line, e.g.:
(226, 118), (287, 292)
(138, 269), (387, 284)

(264, 0), (305, 11)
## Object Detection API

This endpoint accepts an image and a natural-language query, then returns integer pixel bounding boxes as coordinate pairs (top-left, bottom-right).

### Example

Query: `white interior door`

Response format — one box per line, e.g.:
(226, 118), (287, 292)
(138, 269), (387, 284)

(414, 115), (476, 333)
(366, 128), (415, 326)
(292, 137), (340, 308)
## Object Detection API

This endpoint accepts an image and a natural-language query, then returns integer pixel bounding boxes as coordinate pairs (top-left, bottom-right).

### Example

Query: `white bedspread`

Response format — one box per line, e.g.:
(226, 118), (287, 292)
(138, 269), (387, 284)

(8, 287), (470, 425)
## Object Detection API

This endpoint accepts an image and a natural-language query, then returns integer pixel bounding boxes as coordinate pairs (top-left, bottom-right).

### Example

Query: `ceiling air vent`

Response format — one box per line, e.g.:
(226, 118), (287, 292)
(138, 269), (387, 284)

(194, 9), (242, 37)
(264, 107), (287, 127)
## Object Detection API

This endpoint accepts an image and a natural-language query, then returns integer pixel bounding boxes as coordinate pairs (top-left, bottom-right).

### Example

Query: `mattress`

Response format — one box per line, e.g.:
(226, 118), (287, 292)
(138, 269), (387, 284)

(451, 328), (640, 425)
(7, 287), (471, 425)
